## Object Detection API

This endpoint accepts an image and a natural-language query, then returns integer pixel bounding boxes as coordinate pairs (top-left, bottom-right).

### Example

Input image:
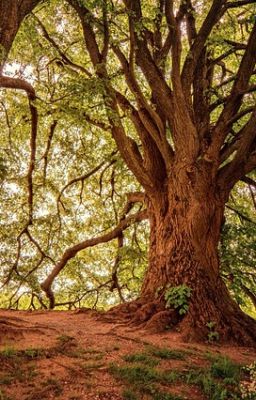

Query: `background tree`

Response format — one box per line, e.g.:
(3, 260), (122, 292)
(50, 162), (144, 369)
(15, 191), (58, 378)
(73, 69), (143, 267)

(0, 0), (256, 344)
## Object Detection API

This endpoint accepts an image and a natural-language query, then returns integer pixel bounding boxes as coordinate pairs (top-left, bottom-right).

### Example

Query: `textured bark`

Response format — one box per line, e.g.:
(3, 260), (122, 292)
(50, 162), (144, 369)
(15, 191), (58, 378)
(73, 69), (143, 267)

(130, 161), (256, 345)
(0, 0), (41, 71)
(0, 0), (255, 346)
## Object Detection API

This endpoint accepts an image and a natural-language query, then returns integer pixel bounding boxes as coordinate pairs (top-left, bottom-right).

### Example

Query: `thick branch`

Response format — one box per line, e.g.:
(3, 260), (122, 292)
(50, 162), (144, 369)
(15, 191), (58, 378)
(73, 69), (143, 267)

(41, 209), (148, 308)
(225, 0), (256, 8)
(67, 0), (101, 68)
(123, 0), (174, 123)
(181, 0), (226, 102)
(115, 89), (169, 180)
(210, 22), (256, 158)
(0, 0), (41, 71)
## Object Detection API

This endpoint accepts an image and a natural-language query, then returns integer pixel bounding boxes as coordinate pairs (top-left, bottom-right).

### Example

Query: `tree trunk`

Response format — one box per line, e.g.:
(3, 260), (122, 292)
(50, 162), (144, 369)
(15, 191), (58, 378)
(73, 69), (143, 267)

(132, 163), (256, 345)
(0, 0), (41, 71)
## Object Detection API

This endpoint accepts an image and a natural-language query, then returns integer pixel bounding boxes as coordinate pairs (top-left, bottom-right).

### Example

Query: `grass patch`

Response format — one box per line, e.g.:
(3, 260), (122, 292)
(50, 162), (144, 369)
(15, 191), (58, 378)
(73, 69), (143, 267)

(185, 361), (241, 400)
(109, 363), (180, 386)
(0, 350), (38, 385)
(81, 361), (105, 370)
(67, 348), (104, 360)
(185, 369), (230, 400)
(0, 348), (17, 358)
(56, 334), (75, 344)
(110, 352), (243, 400)
(109, 364), (160, 384)
(22, 348), (45, 359)
(148, 347), (187, 360)
(210, 356), (241, 381)
(123, 353), (159, 367)
(0, 347), (45, 360)
(115, 364), (184, 400)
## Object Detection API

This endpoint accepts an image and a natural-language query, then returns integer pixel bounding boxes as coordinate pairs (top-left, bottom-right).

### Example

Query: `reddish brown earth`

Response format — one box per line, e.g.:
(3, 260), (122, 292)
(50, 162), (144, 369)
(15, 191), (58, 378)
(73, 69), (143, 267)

(0, 309), (255, 400)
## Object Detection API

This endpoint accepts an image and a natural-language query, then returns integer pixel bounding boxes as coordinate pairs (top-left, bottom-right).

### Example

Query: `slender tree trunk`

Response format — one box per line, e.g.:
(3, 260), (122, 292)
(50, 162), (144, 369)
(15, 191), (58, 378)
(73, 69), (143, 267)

(129, 163), (256, 345)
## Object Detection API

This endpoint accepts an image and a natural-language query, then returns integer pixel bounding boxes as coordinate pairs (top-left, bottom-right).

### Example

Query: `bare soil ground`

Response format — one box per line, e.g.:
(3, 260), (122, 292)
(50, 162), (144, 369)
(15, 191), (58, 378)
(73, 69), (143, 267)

(0, 309), (255, 400)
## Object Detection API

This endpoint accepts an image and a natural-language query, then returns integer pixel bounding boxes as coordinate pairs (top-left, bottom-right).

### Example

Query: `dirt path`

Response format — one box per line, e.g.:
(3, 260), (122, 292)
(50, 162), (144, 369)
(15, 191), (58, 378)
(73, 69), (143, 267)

(0, 310), (255, 400)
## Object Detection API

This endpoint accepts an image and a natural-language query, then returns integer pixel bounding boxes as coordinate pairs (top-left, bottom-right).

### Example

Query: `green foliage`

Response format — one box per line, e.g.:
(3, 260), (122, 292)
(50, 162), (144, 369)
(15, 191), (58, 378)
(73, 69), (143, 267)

(164, 285), (192, 315)
(109, 363), (179, 385)
(0, 347), (17, 358)
(109, 363), (160, 384)
(109, 362), (182, 399)
(186, 370), (227, 400)
(219, 180), (256, 318)
(210, 356), (241, 382)
(0, 346), (45, 360)
(185, 363), (241, 400)
(22, 348), (45, 359)
(110, 352), (245, 400)
(123, 353), (159, 367)
(148, 347), (186, 360)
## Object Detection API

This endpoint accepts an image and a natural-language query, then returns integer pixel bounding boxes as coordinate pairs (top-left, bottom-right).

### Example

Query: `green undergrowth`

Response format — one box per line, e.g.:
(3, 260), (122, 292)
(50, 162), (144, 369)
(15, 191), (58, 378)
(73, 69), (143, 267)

(148, 347), (188, 360)
(0, 347), (45, 360)
(109, 346), (247, 400)
(0, 339), (107, 399)
(123, 353), (159, 367)
(0, 341), (253, 400)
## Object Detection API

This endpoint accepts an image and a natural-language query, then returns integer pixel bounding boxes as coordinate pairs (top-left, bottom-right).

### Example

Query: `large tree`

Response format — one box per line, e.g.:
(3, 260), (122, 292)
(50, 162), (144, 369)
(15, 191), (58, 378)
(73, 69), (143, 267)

(0, 0), (256, 344)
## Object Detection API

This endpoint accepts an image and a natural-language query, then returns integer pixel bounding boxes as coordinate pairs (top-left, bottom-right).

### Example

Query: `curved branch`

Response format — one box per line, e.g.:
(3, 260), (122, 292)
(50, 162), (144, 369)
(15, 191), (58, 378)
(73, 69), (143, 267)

(41, 209), (148, 308)
(33, 15), (92, 77)
(57, 159), (111, 206)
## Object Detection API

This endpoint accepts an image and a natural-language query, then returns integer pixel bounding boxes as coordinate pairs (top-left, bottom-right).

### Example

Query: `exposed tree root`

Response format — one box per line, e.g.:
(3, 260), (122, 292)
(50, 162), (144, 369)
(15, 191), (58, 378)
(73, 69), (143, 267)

(104, 299), (256, 347)
(179, 311), (256, 347)
(0, 319), (25, 342)
(104, 299), (179, 330)
(0, 316), (52, 344)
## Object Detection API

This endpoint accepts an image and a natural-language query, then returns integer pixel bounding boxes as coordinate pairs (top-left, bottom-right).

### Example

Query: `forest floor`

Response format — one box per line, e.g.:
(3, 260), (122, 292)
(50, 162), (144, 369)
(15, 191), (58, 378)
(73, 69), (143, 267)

(0, 309), (255, 400)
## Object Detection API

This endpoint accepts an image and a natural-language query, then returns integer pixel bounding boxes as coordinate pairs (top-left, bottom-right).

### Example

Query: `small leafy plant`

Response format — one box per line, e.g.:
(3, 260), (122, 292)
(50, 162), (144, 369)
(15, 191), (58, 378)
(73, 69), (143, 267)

(206, 321), (220, 342)
(164, 285), (192, 315)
